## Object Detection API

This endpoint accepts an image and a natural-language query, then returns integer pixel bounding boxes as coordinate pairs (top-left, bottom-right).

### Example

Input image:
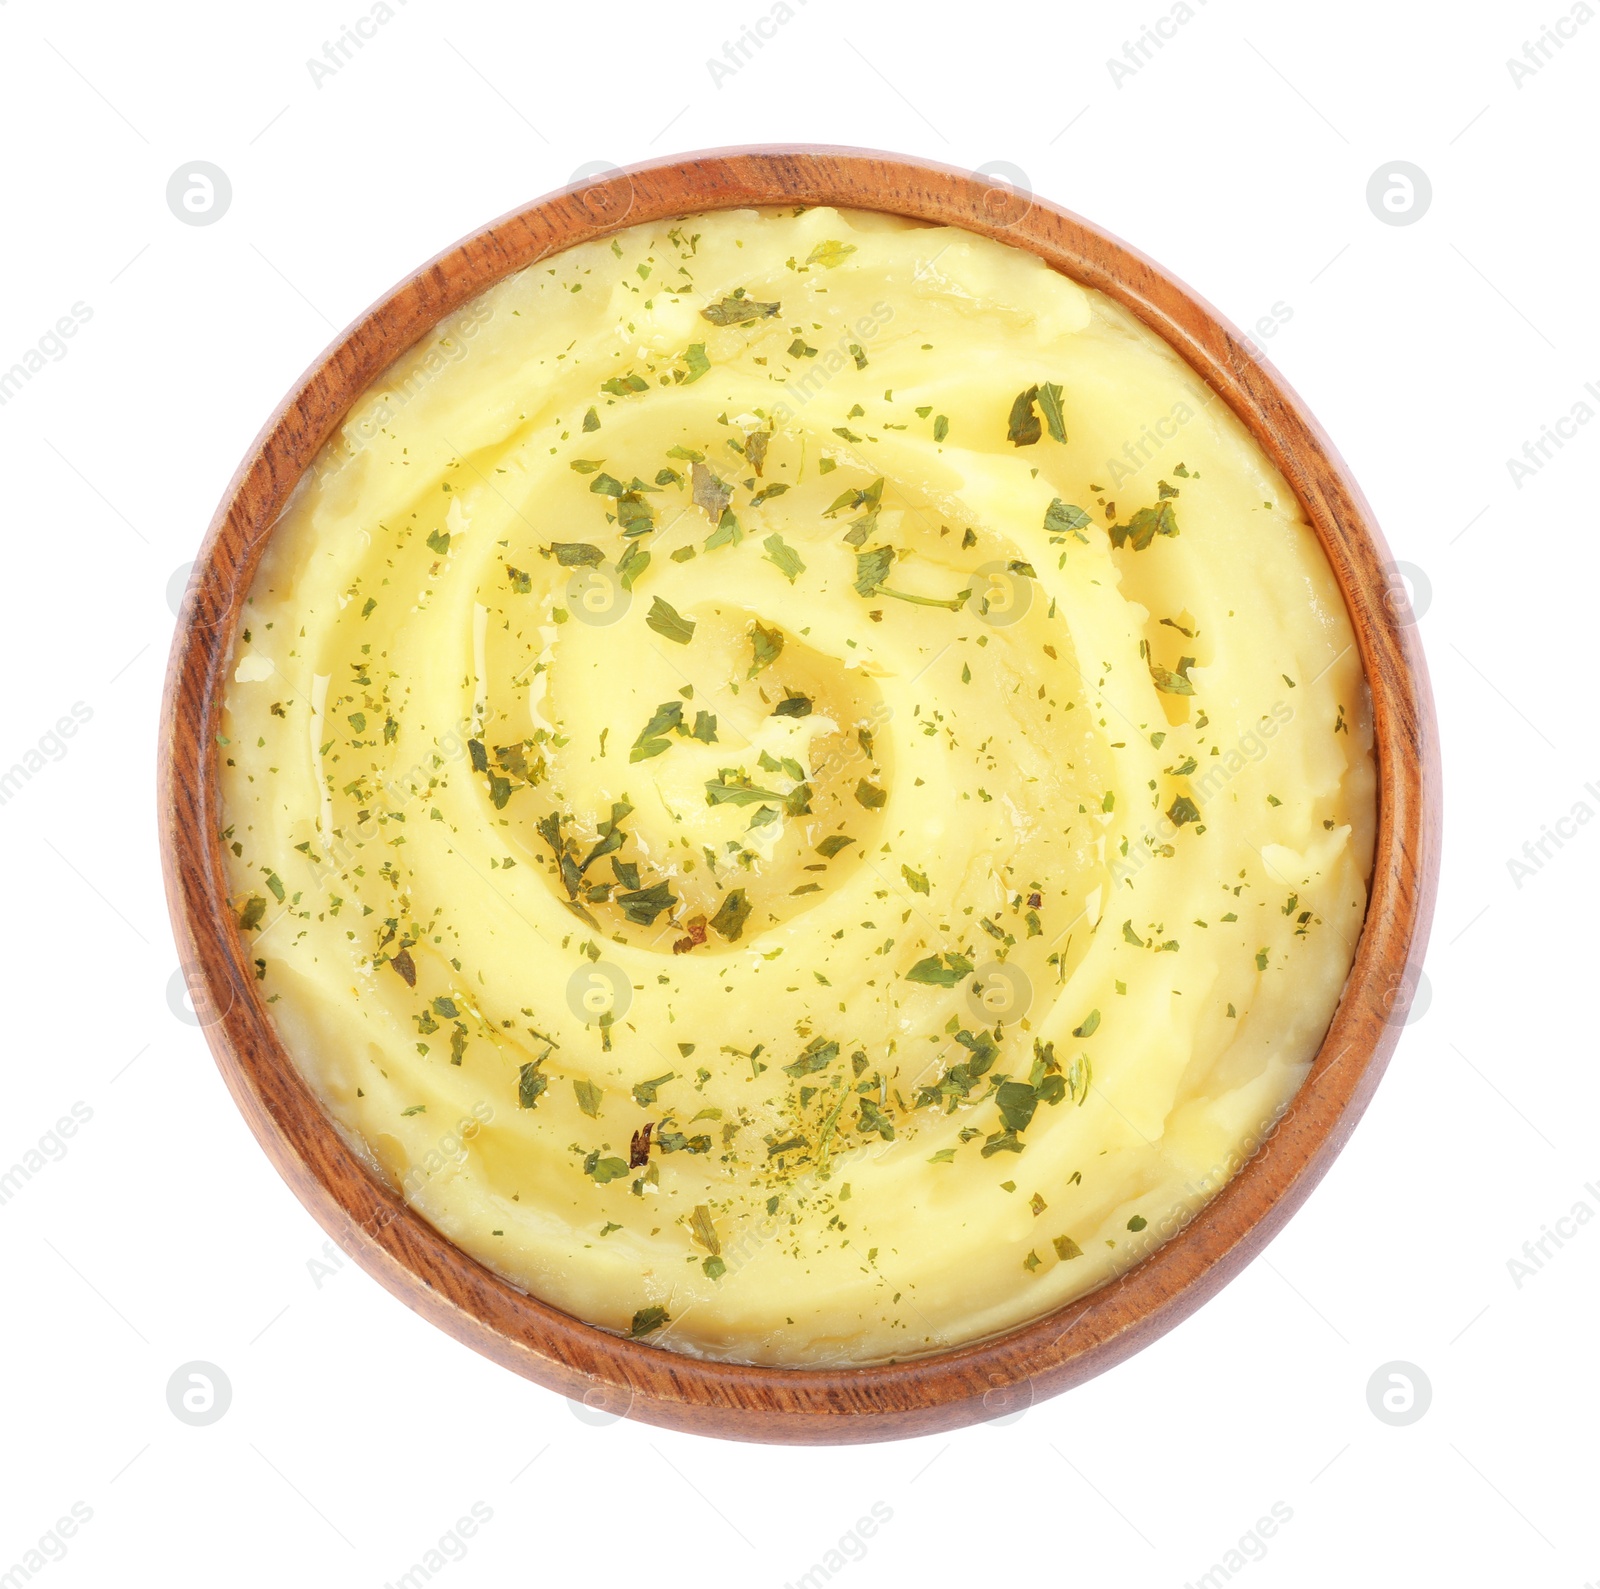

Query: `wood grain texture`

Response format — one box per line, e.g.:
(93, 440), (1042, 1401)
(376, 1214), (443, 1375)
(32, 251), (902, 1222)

(157, 146), (1441, 1444)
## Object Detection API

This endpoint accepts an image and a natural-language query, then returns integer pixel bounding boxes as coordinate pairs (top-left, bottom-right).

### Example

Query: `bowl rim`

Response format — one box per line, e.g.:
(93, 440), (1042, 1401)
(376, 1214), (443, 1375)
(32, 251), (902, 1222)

(158, 143), (1441, 1444)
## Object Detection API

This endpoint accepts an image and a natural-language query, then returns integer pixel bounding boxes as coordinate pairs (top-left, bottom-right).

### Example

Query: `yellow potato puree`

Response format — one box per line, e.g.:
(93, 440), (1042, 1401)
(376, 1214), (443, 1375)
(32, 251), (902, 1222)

(219, 207), (1375, 1365)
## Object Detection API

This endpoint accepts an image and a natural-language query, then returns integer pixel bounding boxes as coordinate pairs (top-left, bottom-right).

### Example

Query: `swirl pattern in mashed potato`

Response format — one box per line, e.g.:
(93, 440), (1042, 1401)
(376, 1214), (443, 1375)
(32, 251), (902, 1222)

(219, 206), (1375, 1365)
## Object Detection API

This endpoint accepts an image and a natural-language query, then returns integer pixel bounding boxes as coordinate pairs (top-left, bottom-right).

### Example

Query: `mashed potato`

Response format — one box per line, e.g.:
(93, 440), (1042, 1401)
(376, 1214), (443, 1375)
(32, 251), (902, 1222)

(218, 206), (1375, 1364)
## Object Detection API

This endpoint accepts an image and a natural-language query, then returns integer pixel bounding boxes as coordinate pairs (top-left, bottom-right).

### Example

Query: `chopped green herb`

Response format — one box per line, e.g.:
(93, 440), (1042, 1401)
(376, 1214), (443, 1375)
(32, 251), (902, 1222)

(1044, 499), (1092, 542)
(1038, 381), (1067, 443)
(1167, 795), (1201, 826)
(524, 1062), (556, 1107)
(710, 889), (753, 942)
(701, 292), (780, 325)
(853, 545), (894, 597)
(616, 540), (650, 590)
(688, 1203), (722, 1254)
(646, 597), (695, 645)
(905, 951), (974, 988)
(630, 700), (684, 762)
(680, 342), (710, 383)
(705, 507), (743, 550)
(615, 881), (676, 926)
(805, 239), (857, 269)
(1006, 385), (1041, 446)
(762, 533), (805, 583)
(1150, 656), (1196, 695)
(1110, 501), (1179, 551)
(748, 620), (783, 676)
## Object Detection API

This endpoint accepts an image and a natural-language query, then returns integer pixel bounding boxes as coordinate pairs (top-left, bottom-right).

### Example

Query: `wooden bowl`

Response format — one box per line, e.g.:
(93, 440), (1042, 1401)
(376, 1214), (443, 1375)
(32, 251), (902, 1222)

(159, 146), (1441, 1443)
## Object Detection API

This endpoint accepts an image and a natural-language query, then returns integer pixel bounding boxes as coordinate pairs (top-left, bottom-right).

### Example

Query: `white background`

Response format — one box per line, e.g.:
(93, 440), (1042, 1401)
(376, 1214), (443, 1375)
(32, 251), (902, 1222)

(1, 0), (1593, 1584)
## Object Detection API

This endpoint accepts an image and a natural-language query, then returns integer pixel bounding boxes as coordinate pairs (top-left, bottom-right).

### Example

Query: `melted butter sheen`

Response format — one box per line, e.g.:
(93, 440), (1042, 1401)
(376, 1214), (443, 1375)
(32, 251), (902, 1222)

(220, 208), (1375, 1365)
